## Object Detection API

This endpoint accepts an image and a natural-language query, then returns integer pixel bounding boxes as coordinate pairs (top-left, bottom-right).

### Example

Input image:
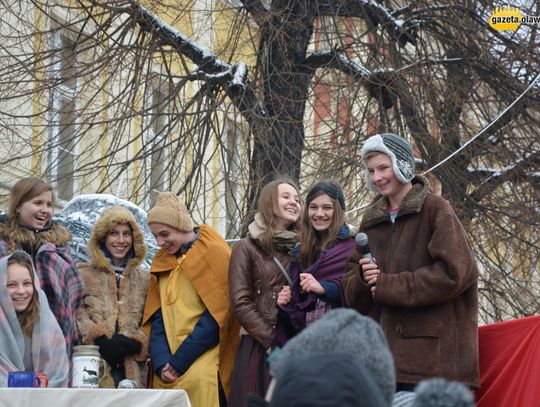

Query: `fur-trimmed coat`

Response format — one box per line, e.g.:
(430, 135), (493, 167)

(343, 176), (479, 387)
(0, 217), (85, 356)
(76, 207), (151, 388)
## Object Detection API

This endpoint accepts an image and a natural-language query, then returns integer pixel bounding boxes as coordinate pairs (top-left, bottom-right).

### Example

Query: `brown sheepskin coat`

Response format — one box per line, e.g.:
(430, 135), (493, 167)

(76, 207), (151, 388)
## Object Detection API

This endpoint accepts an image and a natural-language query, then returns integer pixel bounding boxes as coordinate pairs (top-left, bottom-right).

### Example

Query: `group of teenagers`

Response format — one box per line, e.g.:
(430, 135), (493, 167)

(0, 132), (480, 407)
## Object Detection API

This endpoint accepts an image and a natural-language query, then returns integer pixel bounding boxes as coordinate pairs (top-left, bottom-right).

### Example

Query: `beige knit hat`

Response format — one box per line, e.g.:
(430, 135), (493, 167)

(146, 192), (193, 232)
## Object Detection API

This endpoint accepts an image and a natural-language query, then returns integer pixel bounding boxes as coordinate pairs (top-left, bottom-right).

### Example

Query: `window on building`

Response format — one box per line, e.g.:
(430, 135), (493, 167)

(223, 120), (241, 238)
(49, 31), (78, 201)
(144, 84), (170, 208)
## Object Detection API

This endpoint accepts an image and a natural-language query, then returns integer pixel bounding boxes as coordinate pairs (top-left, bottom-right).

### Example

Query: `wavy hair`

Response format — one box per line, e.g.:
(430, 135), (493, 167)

(256, 177), (301, 254)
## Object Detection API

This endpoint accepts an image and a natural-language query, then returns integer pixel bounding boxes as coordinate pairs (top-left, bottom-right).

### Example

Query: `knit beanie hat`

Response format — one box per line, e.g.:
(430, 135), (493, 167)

(146, 192), (193, 232)
(392, 378), (475, 407)
(269, 308), (396, 406)
(270, 353), (386, 407)
(411, 378), (475, 407)
(307, 180), (346, 210)
(360, 133), (415, 192)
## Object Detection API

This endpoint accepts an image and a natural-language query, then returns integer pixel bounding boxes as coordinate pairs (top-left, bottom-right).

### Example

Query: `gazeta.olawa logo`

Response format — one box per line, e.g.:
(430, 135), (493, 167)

(488, 5), (540, 31)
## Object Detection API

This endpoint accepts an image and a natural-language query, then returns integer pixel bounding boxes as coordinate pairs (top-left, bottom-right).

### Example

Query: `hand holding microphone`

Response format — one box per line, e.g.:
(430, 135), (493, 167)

(355, 233), (380, 295)
(355, 233), (373, 263)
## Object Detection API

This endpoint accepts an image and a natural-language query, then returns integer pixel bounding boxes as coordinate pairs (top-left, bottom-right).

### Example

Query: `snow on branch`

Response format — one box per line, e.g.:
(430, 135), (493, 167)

(468, 150), (540, 203)
(304, 51), (466, 89)
(186, 62), (247, 88)
(303, 50), (371, 78)
(303, 50), (397, 108)
(318, 0), (419, 46)
(125, 4), (239, 78)
(117, 3), (260, 117)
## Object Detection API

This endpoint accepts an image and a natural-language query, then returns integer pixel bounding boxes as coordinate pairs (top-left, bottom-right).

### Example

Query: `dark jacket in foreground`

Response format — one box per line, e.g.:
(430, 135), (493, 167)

(343, 176), (480, 388)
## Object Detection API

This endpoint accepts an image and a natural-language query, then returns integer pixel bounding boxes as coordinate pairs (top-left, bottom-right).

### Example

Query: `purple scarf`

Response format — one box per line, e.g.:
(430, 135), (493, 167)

(281, 238), (356, 335)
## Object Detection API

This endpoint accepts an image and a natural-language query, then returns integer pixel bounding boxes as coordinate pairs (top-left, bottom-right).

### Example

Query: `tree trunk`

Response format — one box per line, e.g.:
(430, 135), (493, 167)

(244, 2), (315, 225)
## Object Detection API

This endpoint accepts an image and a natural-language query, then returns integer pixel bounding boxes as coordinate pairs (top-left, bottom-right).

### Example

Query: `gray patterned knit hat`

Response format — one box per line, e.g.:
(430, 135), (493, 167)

(360, 133), (415, 191)
(269, 309), (396, 406)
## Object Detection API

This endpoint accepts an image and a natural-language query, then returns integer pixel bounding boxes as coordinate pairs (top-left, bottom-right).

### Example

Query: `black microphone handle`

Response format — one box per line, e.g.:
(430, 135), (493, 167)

(359, 245), (373, 263)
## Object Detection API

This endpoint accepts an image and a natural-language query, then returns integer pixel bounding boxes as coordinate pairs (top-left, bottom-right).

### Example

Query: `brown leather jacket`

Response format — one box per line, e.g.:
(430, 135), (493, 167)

(228, 237), (292, 349)
(343, 176), (480, 388)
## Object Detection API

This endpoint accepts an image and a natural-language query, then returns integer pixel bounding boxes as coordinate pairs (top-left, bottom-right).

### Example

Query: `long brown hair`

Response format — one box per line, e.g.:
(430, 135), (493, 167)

(256, 177), (301, 254)
(8, 177), (55, 220)
(7, 251), (40, 337)
(6, 178), (55, 251)
(299, 180), (346, 268)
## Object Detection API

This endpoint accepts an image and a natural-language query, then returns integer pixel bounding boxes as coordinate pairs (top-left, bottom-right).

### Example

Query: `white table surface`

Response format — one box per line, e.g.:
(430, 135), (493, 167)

(0, 387), (191, 407)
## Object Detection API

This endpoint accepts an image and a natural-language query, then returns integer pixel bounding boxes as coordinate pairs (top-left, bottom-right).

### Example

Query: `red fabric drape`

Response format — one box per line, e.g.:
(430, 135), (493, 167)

(476, 315), (540, 407)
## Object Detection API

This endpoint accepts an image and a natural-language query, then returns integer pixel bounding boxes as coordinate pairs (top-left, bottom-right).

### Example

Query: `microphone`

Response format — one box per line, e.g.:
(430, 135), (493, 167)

(355, 233), (373, 263)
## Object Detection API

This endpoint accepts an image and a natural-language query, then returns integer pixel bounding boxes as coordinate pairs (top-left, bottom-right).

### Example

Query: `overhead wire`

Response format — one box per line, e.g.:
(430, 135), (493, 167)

(345, 71), (540, 216)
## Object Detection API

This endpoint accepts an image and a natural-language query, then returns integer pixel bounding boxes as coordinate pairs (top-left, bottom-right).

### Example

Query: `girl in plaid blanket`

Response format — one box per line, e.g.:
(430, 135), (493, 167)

(0, 177), (85, 358)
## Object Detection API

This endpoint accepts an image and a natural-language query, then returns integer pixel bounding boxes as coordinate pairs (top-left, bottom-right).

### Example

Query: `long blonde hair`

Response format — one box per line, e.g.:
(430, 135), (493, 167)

(299, 180), (346, 268)
(7, 251), (40, 337)
(255, 177), (301, 254)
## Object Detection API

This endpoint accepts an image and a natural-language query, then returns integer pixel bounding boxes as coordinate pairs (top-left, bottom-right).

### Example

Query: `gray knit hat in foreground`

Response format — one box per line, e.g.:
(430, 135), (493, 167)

(269, 308), (396, 406)
(360, 133), (416, 191)
(392, 378), (475, 407)
(271, 353), (386, 407)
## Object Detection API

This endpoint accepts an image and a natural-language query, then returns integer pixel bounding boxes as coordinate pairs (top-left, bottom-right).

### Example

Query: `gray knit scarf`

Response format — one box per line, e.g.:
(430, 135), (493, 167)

(248, 213), (297, 252)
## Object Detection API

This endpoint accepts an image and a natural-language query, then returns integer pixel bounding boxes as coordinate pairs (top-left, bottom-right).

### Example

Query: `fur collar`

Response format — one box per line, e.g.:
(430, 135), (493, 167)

(362, 175), (431, 229)
(0, 218), (71, 249)
(86, 207), (147, 271)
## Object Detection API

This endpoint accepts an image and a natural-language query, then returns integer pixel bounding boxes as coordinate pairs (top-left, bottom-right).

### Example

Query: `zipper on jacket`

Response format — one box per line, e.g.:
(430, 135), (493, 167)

(255, 281), (262, 295)
(380, 221), (397, 327)
(264, 288), (279, 317)
(388, 221), (397, 265)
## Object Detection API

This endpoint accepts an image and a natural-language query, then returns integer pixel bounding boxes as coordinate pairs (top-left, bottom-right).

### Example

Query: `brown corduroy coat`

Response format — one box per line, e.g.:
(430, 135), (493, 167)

(76, 207), (151, 388)
(343, 176), (480, 388)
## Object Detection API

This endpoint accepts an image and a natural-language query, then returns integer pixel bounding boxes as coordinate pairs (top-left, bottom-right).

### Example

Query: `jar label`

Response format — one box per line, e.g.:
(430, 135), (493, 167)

(72, 356), (101, 388)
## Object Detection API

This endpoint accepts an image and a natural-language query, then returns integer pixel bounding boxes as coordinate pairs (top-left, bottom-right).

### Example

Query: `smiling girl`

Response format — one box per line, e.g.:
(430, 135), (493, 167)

(228, 178), (301, 407)
(0, 251), (69, 387)
(76, 207), (150, 387)
(274, 180), (355, 345)
(0, 178), (84, 357)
